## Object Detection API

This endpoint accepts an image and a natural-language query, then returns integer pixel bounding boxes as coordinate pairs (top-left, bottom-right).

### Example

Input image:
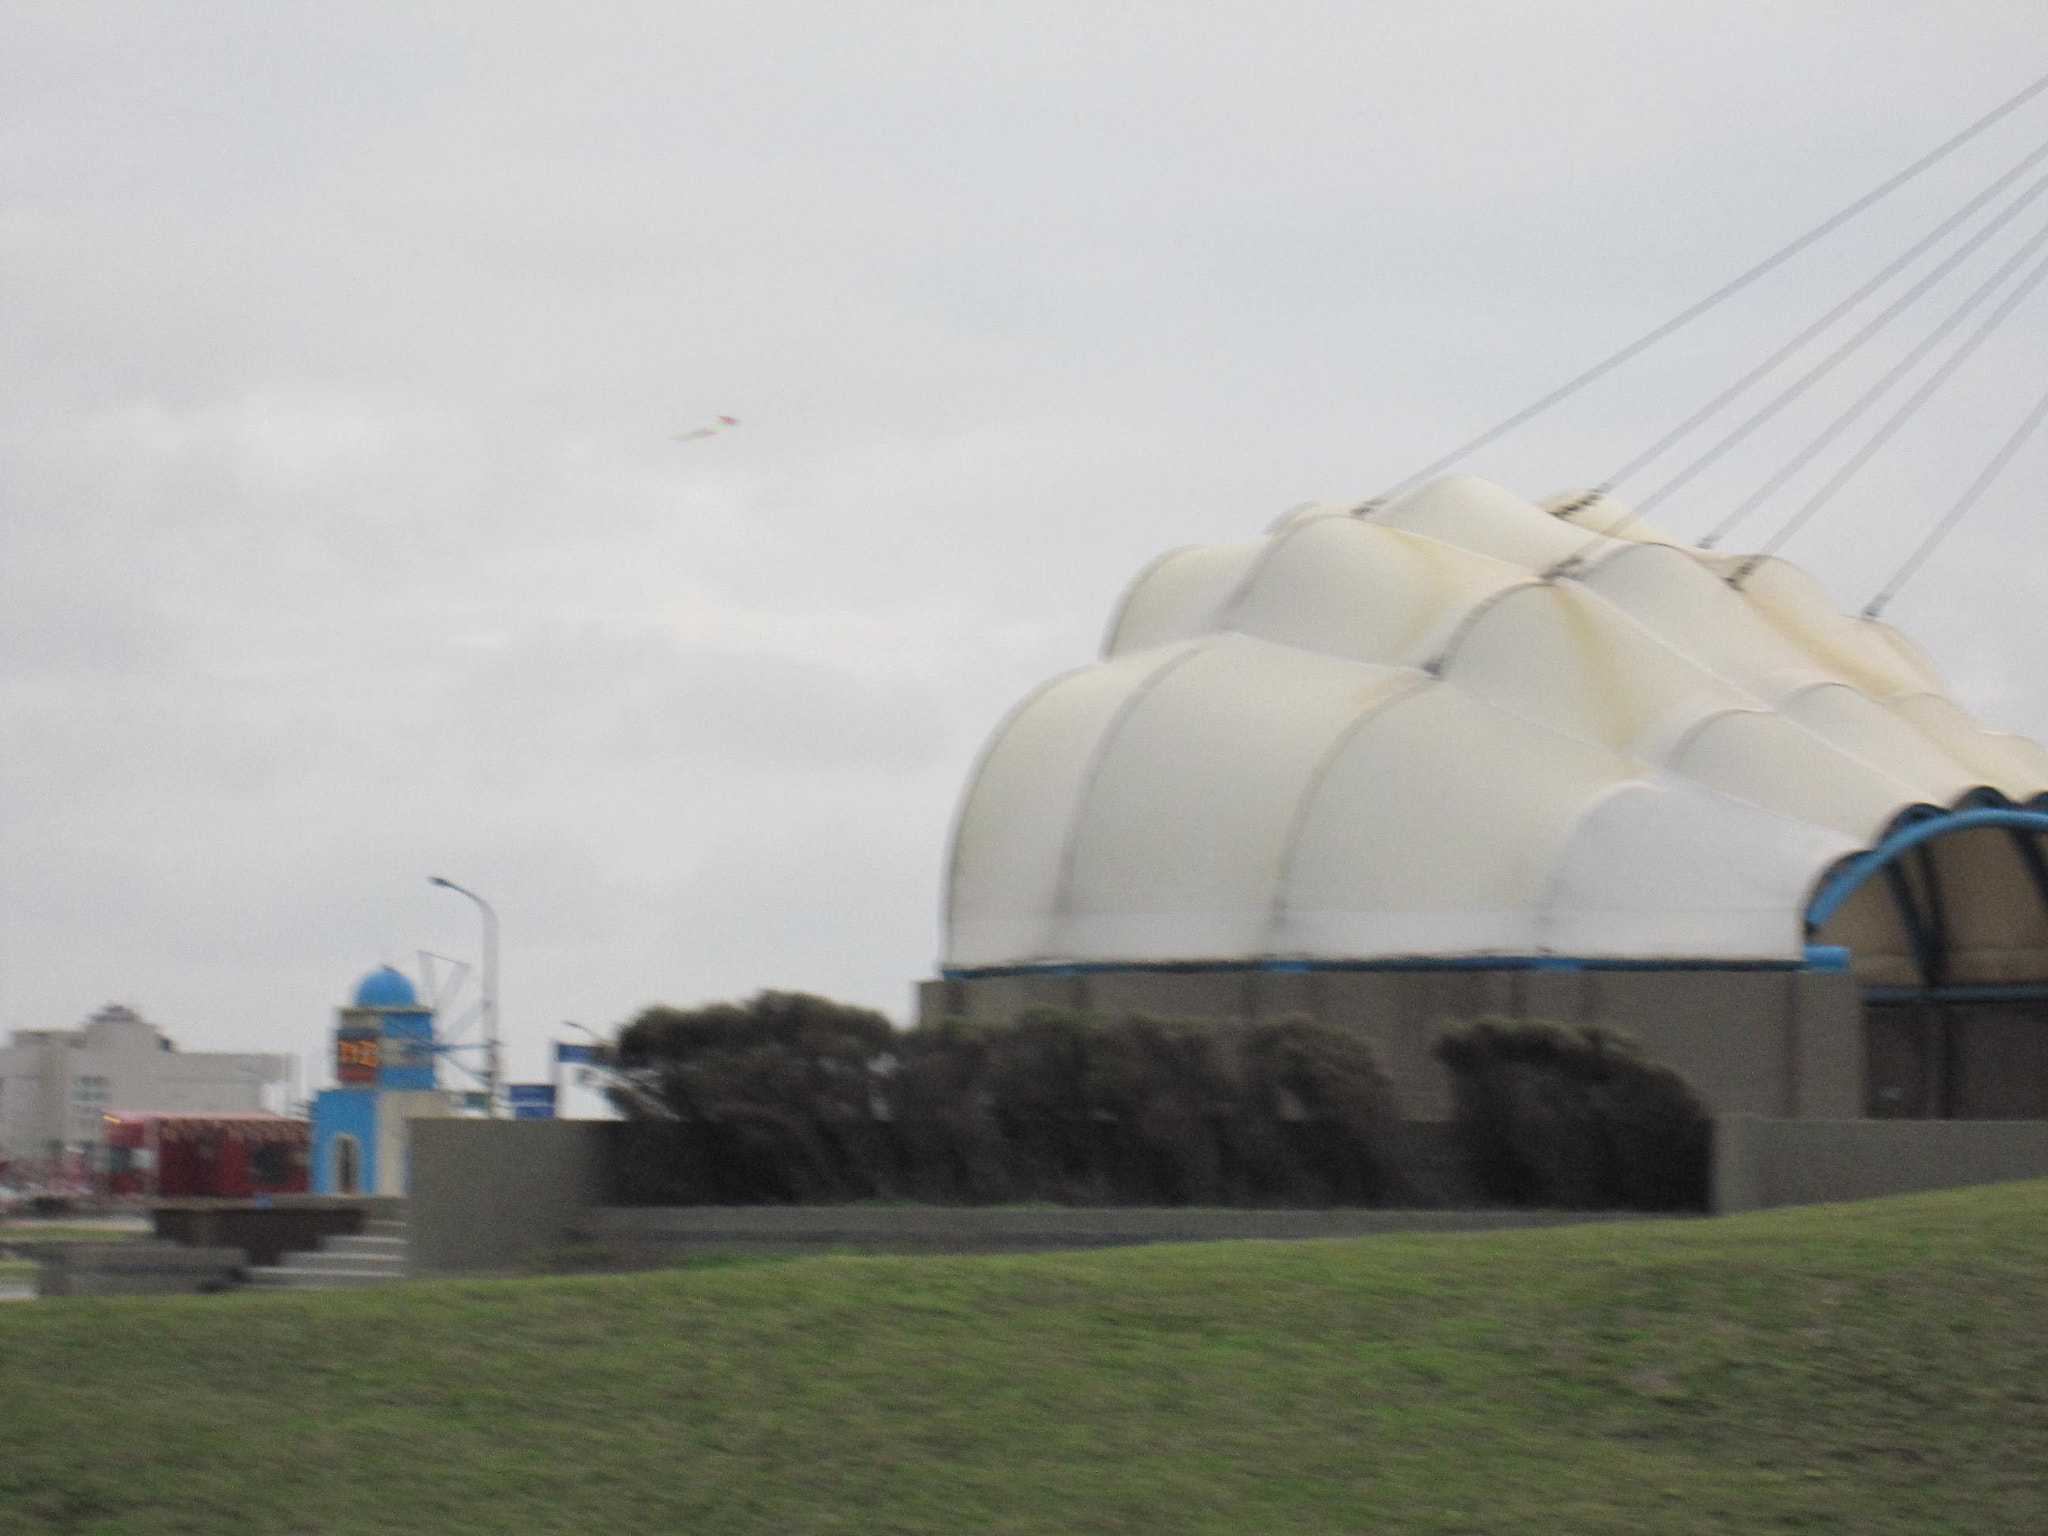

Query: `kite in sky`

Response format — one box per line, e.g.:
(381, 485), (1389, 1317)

(675, 415), (741, 441)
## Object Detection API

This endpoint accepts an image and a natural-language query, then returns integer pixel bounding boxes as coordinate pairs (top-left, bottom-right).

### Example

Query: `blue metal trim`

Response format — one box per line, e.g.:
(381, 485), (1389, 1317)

(939, 955), (1808, 982)
(1804, 944), (1850, 973)
(1806, 807), (2048, 928)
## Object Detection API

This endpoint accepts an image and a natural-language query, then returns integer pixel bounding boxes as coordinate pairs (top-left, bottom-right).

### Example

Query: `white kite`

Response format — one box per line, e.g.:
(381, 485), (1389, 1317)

(675, 415), (741, 442)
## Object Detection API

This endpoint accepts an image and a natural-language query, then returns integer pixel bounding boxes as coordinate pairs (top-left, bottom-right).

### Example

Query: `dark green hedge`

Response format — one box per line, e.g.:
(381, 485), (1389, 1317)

(606, 991), (897, 1205)
(1434, 1018), (1711, 1211)
(605, 994), (1406, 1207)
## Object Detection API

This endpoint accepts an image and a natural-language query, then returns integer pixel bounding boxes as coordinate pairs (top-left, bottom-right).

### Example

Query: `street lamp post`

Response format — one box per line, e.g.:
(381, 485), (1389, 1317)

(428, 875), (500, 1117)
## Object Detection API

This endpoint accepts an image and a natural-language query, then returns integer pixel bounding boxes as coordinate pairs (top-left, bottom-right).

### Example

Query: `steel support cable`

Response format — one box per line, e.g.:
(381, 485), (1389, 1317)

(1702, 207), (2048, 549)
(1547, 170), (2048, 568)
(1600, 132), (2048, 496)
(1731, 237), (2048, 583)
(1644, 163), (2048, 527)
(1374, 67), (2048, 503)
(1862, 378), (2048, 618)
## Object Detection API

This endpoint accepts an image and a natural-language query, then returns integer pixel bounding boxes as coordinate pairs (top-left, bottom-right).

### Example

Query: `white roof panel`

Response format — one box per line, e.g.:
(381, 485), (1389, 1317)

(943, 477), (2045, 968)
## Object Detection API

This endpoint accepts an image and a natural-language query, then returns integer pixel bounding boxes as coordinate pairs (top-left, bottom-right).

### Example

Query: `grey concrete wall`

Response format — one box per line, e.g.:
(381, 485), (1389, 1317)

(949, 971), (1088, 1021)
(30, 1241), (247, 1297)
(1083, 969), (1255, 1021)
(925, 967), (1865, 1123)
(915, 978), (961, 1024)
(1589, 971), (1796, 1118)
(1713, 1115), (2048, 1212)
(150, 1201), (367, 1266)
(403, 1110), (2048, 1264)
(408, 1118), (609, 1275)
(579, 1203), (1651, 1257)
(1789, 972), (1866, 1118)
(1254, 969), (1515, 1121)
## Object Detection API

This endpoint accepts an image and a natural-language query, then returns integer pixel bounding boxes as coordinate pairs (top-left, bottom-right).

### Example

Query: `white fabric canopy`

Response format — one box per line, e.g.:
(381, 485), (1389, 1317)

(944, 477), (2048, 968)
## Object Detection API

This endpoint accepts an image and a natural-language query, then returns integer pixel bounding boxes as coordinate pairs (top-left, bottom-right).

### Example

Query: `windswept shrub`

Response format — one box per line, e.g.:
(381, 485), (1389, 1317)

(880, 1017), (1015, 1203)
(605, 996), (1406, 1207)
(1434, 1019), (1710, 1211)
(608, 991), (898, 1203)
(974, 1008), (1234, 1205)
(889, 1007), (1406, 1206)
(1235, 1014), (1409, 1206)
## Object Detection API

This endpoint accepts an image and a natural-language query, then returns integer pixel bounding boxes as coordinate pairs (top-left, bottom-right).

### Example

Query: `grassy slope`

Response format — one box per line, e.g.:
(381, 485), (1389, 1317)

(1, 1184), (2045, 1536)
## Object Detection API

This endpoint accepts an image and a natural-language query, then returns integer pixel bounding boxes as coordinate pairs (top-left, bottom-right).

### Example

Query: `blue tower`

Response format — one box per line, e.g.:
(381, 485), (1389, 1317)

(357, 966), (437, 1091)
(311, 965), (460, 1195)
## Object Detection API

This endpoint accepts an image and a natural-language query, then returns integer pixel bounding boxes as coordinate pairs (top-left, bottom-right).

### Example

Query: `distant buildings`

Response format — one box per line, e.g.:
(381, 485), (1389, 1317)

(0, 1005), (291, 1167)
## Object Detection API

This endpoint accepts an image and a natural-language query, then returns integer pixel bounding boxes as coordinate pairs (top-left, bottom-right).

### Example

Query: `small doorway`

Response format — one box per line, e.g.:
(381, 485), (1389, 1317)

(330, 1133), (362, 1195)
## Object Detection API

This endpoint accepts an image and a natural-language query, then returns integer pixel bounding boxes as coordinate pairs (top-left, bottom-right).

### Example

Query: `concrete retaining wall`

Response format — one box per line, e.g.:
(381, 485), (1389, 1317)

(403, 1118), (1657, 1273)
(404, 1111), (2048, 1274)
(150, 1198), (398, 1266)
(30, 1241), (248, 1297)
(408, 1118), (609, 1275)
(920, 966), (1865, 1122)
(1713, 1115), (2048, 1212)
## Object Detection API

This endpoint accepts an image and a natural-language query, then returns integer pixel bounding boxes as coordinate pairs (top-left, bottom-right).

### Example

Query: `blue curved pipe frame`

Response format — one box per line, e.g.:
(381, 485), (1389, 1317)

(1805, 806), (2048, 929)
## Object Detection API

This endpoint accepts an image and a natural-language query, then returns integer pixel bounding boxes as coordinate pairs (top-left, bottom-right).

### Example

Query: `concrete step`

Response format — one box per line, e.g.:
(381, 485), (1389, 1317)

(276, 1251), (404, 1275)
(243, 1223), (412, 1289)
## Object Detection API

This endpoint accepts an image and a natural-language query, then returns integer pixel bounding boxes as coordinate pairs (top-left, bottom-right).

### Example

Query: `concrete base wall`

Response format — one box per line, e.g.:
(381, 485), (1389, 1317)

(1713, 1115), (2048, 1212)
(408, 1118), (609, 1276)
(923, 967), (1865, 1121)
(406, 1114), (2048, 1271)
(403, 1117), (1644, 1273)
(376, 1090), (466, 1197)
(149, 1199), (388, 1266)
(31, 1241), (247, 1297)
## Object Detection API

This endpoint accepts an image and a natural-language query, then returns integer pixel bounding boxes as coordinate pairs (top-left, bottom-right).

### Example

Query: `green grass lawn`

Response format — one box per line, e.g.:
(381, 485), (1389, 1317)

(2, 1183), (2044, 1535)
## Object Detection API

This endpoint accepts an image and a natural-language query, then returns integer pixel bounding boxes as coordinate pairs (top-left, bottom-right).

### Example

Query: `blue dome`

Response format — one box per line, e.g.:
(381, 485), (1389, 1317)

(352, 966), (419, 1009)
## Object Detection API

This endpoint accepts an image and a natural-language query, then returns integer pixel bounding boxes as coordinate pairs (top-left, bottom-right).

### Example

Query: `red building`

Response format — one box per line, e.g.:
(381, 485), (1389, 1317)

(102, 1113), (310, 1198)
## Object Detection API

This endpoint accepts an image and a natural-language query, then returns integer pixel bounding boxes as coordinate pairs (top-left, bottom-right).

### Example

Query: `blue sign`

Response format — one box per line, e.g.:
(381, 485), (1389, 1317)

(554, 1042), (601, 1064)
(507, 1083), (557, 1120)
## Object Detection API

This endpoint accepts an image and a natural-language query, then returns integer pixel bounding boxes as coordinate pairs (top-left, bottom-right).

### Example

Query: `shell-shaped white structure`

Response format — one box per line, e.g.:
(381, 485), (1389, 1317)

(944, 476), (2048, 971)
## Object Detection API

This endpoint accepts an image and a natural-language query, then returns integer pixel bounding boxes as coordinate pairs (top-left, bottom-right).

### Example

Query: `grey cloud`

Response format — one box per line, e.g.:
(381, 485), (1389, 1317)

(446, 624), (947, 776)
(4, 2), (2046, 1080)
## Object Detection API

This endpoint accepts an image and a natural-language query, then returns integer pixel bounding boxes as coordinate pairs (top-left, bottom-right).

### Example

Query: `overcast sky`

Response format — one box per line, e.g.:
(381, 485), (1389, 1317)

(5, 3), (2048, 1091)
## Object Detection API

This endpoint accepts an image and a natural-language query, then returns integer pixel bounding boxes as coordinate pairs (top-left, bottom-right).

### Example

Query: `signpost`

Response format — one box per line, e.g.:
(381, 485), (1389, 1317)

(506, 1084), (556, 1120)
(334, 1021), (380, 1084)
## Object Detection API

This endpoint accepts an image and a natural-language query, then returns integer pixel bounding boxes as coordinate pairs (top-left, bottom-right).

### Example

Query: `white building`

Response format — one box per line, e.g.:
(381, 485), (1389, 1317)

(944, 475), (2048, 972)
(929, 476), (2048, 1122)
(0, 1005), (291, 1165)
